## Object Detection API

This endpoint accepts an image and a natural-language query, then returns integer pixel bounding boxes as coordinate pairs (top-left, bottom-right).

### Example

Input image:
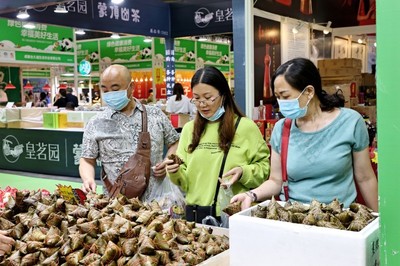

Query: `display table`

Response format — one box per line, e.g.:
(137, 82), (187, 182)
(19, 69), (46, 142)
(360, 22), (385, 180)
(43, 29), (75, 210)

(0, 172), (103, 193)
(0, 127), (101, 178)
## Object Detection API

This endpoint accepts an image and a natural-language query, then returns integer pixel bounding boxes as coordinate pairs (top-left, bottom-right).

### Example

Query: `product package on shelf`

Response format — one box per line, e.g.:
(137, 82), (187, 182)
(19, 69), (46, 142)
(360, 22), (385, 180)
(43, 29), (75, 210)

(0, 107), (21, 128)
(43, 112), (68, 129)
(169, 113), (190, 128)
(322, 81), (360, 108)
(66, 111), (84, 128)
(229, 199), (379, 266)
(14, 107), (52, 128)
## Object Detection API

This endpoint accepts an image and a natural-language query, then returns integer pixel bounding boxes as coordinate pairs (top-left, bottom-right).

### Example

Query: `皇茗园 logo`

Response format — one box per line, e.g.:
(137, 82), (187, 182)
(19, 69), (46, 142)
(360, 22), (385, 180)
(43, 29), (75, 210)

(2, 135), (23, 163)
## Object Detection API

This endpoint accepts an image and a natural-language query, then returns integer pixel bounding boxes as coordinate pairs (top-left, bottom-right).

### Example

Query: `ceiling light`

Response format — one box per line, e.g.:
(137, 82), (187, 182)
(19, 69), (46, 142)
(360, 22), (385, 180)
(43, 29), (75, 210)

(292, 27), (299, 34)
(59, 83), (68, 89)
(111, 0), (124, 4)
(110, 33), (120, 39)
(323, 21), (332, 35)
(143, 37), (152, 43)
(5, 82), (16, 90)
(374, 42), (376, 47)
(198, 36), (207, 41)
(42, 83), (51, 91)
(23, 22), (36, 29)
(358, 38), (363, 44)
(23, 81), (34, 90)
(16, 9), (30, 19)
(61, 73), (74, 77)
(75, 29), (86, 35)
(54, 4), (68, 13)
(5, 67), (16, 90)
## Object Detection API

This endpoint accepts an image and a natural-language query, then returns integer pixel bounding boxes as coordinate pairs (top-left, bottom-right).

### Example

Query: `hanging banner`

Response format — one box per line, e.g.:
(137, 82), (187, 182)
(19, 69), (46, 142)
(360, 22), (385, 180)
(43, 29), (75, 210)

(77, 40), (100, 72)
(99, 36), (152, 71)
(171, 1), (232, 37)
(0, 0), (170, 37)
(0, 18), (74, 65)
(174, 39), (196, 70)
(196, 41), (230, 72)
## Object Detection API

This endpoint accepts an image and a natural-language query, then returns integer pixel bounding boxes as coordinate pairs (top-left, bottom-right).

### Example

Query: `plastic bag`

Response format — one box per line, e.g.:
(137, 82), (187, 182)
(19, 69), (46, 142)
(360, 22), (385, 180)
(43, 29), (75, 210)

(150, 177), (186, 219)
(218, 185), (234, 228)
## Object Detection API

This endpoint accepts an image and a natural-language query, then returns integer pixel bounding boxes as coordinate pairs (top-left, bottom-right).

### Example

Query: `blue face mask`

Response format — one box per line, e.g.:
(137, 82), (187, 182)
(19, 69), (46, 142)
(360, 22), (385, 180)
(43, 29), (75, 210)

(277, 88), (311, 119)
(103, 88), (131, 111)
(200, 105), (225, 121)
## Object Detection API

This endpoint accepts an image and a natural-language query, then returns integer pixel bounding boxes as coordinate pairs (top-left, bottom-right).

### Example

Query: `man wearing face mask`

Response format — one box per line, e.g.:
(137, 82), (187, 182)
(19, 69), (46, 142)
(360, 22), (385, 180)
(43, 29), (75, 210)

(231, 58), (378, 212)
(79, 64), (180, 202)
(165, 66), (270, 223)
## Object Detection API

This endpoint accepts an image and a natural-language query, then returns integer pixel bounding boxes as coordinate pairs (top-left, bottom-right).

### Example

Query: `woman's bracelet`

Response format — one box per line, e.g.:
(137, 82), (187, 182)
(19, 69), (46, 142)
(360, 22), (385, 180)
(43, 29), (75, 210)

(245, 190), (258, 202)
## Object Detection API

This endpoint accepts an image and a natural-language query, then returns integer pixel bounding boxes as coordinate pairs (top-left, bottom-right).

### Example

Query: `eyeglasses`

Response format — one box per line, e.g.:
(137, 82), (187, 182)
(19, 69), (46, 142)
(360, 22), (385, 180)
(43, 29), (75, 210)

(191, 95), (220, 106)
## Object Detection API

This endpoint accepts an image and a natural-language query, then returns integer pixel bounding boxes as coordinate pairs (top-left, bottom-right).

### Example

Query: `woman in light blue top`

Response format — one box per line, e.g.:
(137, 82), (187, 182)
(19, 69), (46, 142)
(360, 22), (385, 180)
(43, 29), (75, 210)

(232, 58), (378, 212)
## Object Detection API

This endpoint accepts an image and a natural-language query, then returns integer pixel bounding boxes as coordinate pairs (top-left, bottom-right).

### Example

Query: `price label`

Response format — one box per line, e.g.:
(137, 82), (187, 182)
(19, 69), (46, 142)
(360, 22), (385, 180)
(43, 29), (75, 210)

(57, 184), (77, 204)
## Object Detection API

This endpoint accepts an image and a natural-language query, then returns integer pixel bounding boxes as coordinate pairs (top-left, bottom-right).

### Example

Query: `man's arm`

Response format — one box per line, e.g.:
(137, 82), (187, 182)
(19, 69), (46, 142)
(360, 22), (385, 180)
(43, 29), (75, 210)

(79, 157), (97, 193)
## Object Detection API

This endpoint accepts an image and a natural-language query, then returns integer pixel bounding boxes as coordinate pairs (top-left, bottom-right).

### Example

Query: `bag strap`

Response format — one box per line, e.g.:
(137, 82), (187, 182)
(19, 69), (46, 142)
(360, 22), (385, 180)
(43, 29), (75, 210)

(281, 118), (292, 201)
(103, 105), (149, 192)
(212, 116), (242, 207)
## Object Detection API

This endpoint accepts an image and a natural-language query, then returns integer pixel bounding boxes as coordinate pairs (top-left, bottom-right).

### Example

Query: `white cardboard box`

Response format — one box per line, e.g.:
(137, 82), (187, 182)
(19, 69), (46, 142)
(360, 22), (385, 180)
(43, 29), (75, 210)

(230, 200), (379, 266)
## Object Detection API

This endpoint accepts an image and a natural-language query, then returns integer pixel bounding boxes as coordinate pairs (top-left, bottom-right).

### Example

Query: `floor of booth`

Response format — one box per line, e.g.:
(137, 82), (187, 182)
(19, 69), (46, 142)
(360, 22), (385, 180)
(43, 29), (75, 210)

(0, 170), (102, 193)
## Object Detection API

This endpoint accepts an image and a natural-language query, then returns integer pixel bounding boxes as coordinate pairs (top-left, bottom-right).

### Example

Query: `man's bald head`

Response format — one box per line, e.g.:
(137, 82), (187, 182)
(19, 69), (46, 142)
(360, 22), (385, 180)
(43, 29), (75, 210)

(101, 64), (131, 84)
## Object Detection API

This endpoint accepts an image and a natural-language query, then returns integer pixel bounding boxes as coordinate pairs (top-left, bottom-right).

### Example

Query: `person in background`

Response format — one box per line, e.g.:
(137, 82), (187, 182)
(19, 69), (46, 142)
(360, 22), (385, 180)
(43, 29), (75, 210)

(165, 66), (270, 222)
(79, 64), (180, 202)
(66, 87), (79, 108)
(65, 102), (75, 111)
(0, 230), (14, 256)
(24, 91), (34, 103)
(53, 89), (67, 108)
(92, 91), (101, 104)
(231, 58), (378, 212)
(166, 82), (195, 116)
(35, 92), (48, 107)
(45, 92), (51, 104)
(147, 89), (155, 104)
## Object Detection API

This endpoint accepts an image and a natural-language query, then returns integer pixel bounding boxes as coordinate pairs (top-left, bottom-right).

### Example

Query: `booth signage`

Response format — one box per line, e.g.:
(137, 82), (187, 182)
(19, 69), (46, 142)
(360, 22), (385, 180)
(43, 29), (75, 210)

(77, 40), (100, 72)
(0, 18), (74, 65)
(171, 1), (232, 37)
(196, 41), (230, 72)
(1, 0), (170, 38)
(99, 36), (153, 70)
(174, 39), (196, 70)
(78, 60), (92, 75)
(0, 128), (100, 178)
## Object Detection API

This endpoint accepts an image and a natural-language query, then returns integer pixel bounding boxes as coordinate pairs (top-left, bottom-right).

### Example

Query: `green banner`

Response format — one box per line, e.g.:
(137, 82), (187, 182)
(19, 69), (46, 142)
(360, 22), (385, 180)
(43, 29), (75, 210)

(174, 38), (196, 70)
(22, 70), (50, 78)
(154, 38), (165, 58)
(196, 41), (230, 67)
(16, 51), (74, 64)
(0, 18), (74, 65)
(77, 40), (99, 73)
(99, 36), (153, 64)
(0, 128), (101, 178)
(120, 62), (153, 69)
